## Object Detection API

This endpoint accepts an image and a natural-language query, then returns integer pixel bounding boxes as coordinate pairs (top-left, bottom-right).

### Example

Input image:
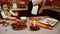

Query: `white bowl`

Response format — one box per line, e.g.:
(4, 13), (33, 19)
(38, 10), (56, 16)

(20, 17), (27, 20)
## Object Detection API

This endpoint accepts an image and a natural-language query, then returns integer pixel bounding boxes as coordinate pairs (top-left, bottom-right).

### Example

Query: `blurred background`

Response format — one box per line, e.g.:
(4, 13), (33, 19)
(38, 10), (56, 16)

(0, 0), (60, 20)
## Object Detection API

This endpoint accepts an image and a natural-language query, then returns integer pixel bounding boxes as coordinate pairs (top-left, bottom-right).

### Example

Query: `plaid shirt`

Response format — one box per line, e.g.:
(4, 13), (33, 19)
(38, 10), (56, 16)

(32, 0), (46, 3)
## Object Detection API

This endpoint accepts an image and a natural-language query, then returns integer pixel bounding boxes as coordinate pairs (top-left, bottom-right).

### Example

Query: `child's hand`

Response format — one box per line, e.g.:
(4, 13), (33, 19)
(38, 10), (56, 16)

(8, 17), (16, 20)
(14, 12), (18, 16)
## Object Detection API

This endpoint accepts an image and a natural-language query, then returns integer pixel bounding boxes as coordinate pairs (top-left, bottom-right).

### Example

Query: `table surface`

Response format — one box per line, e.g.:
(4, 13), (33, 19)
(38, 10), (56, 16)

(0, 21), (60, 34)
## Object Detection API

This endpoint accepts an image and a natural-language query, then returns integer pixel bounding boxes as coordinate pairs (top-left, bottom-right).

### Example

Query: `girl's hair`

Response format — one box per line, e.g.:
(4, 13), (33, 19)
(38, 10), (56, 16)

(1, 2), (10, 10)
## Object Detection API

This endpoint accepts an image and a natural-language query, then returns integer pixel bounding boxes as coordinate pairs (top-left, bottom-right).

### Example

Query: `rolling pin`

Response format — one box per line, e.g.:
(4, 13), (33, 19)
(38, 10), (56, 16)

(31, 22), (52, 30)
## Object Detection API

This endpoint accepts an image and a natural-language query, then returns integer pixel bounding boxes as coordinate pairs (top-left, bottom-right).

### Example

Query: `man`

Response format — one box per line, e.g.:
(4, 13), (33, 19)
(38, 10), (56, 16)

(33, 0), (46, 13)
(28, 0), (46, 16)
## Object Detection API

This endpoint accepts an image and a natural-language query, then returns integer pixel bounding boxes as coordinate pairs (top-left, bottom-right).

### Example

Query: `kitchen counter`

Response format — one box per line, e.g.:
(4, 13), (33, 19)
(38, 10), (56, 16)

(0, 17), (60, 34)
(11, 8), (28, 11)
(43, 6), (60, 12)
(0, 7), (28, 11)
(0, 8), (28, 11)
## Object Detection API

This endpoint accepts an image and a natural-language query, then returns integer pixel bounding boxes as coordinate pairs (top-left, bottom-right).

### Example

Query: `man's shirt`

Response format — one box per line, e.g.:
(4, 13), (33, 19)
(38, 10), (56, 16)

(32, 0), (46, 3)
(42, 0), (46, 3)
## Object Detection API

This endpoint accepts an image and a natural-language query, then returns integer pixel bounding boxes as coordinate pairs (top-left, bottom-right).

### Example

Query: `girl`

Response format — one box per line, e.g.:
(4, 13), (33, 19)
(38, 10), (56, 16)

(1, 2), (18, 20)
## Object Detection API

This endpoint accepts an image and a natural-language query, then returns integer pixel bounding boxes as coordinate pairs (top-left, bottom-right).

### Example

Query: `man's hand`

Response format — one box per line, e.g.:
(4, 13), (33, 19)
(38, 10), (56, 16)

(33, 0), (42, 6)
(39, 8), (43, 14)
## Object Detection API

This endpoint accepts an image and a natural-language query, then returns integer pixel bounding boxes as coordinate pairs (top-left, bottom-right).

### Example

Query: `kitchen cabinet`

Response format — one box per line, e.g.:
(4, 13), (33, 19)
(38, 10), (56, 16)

(46, 0), (60, 6)
(0, 0), (8, 3)
(0, 0), (2, 4)
(53, 0), (60, 6)
(8, 0), (29, 8)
